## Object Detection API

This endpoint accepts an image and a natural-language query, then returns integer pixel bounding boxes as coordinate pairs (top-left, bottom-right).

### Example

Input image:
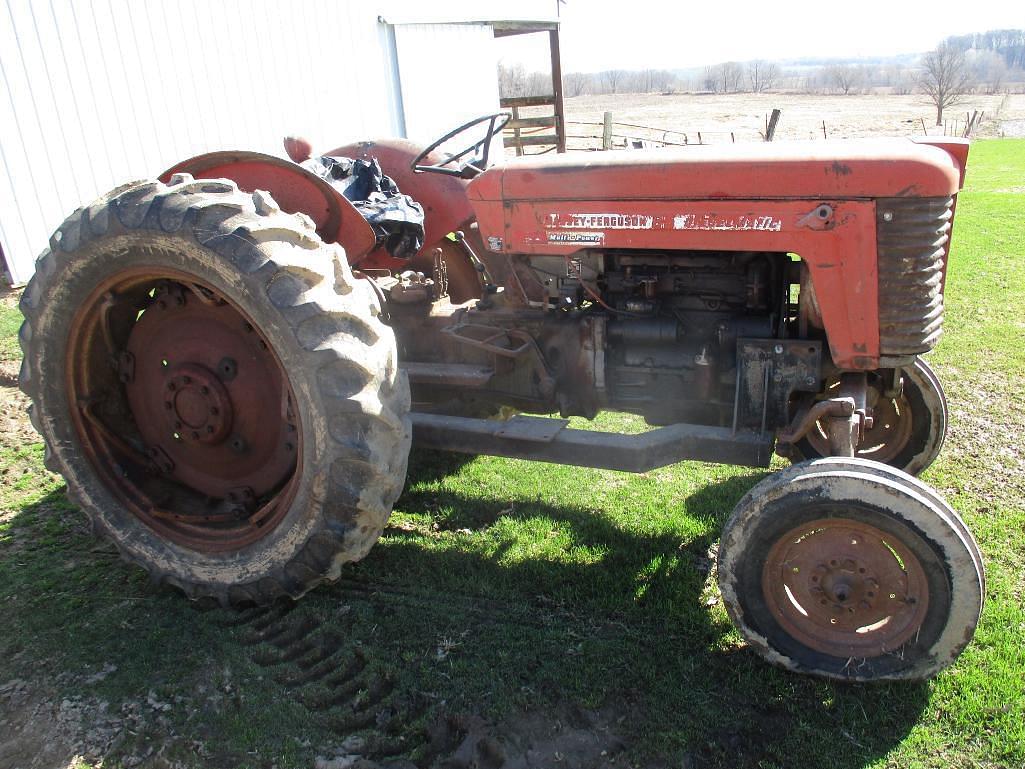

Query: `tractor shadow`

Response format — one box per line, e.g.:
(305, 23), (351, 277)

(0, 455), (929, 769)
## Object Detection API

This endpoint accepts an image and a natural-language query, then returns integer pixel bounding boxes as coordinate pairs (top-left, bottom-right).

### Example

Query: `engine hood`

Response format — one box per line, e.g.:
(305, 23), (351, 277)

(468, 138), (967, 203)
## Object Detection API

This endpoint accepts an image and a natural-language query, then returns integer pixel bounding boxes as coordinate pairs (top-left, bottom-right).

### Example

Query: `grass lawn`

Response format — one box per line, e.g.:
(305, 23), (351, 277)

(0, 139), (1023, 769)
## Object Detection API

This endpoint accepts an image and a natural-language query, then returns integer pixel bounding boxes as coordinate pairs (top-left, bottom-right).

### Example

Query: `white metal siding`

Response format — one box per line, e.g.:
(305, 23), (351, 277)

(393, 23), (502, 147)
(0, 0), (408, 284)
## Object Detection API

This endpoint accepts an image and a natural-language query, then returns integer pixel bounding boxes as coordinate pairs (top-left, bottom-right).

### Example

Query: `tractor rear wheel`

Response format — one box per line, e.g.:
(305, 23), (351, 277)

(793, 358), (947, 476)
(717, 459), (983, 681)
(19, 176), (411, 605)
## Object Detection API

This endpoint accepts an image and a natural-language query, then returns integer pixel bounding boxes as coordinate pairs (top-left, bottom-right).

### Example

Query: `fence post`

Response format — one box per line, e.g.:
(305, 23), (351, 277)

(765, 108), (781, 141)
(602, 111), (613, 150)
(511, 106), (522, 157)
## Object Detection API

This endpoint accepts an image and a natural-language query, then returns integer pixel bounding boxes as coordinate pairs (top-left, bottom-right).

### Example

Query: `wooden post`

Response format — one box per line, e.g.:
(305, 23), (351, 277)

(511, 106), (523, 156)
(964, 110), (979, 137)
(821, 121), (827, 139)
(602, 111), (613, 150)
(920, 117), (928, 135)
(549, 29), (567, 153)
(765, 108), (781, 141)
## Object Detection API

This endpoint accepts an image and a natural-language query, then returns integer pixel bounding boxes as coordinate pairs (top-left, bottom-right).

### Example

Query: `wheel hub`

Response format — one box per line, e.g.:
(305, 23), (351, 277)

(811, 555), (883, 624)
(763, 517), (929, 656)
(123, 283), (297, 500)
(164, 364), (233, 445)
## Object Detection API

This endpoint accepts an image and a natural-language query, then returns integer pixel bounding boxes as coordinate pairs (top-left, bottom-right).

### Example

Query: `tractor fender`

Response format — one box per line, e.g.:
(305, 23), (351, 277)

(160, 151), (378, 262)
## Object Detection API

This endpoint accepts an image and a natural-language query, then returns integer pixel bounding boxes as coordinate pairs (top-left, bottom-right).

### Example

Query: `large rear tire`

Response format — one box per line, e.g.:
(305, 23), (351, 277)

(19, 175), (411, 605)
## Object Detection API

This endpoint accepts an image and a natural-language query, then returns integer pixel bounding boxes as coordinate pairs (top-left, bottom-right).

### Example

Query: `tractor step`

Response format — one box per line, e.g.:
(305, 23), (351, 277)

(401, 362), (494, 387)
(410, 412), (774, 471)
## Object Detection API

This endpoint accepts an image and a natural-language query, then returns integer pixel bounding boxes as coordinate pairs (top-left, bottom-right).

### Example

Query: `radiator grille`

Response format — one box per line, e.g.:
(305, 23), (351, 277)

(876, 197), (953, 361)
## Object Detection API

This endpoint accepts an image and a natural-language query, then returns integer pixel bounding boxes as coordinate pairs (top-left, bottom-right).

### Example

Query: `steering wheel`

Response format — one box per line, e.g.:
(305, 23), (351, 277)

(411, 112), (511, 178)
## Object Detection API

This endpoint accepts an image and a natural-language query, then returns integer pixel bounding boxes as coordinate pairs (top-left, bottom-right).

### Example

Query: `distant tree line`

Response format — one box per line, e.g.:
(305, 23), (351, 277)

(497, 28), (1025, 100)
(943, 29), (1025, 69)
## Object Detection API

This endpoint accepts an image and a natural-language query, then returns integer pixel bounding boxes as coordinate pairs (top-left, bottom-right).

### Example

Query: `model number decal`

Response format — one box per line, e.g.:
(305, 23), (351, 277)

(673, 214), (782, 232)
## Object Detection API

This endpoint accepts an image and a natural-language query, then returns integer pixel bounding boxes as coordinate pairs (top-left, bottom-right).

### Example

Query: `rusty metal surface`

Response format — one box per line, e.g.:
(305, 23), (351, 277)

(805, 387), (914, 464)
(734, 339), (823, 431)
(401, 362), (494, 388)
(762, 517), (930, 657)
(159, 151), (377, 260)
(468, 194), (881, 370)
(876, 197), (952, 362)
(124, 286), (296, 500)
(471, 140), (964, 202)
(67, 270), (301, 552)
(778, 397), (855, 444)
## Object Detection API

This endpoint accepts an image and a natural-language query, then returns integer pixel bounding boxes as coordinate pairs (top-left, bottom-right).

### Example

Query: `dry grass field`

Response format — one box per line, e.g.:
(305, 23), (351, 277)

(545, 92), (1025, 148)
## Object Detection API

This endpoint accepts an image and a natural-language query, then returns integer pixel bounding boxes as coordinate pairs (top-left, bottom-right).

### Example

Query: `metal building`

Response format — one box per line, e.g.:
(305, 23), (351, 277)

(0, 0), (559, 285)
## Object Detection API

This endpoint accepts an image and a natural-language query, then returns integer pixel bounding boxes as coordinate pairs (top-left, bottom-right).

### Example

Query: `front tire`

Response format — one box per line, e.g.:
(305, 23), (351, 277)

(717, 459), (983, 681)
(19, 176), (411, 605)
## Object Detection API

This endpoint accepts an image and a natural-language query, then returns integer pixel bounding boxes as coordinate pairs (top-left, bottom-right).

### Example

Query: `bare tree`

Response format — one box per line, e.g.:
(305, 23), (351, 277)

(563, 72), (590, 98)
(525, 71), (551, 98)
(919, 43), (974, 125)
(637, 69), (656, 93)
(601, 69), (624, 94)
(650, 70), (676, 94)
(747, 60), (780, 93)
(497, 62), (526, 98)
(702, 67), (718, 92)
(827, 64), (862, 95)
(971, 51), (1008, 95)
(884, 65), (912, 95)
(706, 61), (744, 93)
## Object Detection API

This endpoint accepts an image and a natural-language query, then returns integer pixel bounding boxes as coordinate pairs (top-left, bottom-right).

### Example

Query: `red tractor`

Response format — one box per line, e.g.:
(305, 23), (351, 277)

(18, 114), (983, 682)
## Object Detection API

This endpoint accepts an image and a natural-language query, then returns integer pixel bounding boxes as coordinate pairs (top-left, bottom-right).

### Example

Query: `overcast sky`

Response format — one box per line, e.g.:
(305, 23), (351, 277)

(500, 0), (1024, 72)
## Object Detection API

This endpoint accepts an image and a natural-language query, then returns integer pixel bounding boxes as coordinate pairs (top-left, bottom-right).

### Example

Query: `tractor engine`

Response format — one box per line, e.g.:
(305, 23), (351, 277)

(563, 249), (783, 426)
(388, 246), (798, 430)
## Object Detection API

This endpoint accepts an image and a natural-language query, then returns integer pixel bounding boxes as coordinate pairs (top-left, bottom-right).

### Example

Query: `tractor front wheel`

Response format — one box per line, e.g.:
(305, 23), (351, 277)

(19, 176), (411, 604)
(793, 358), (947, 476)
(717, 458), (983, 681)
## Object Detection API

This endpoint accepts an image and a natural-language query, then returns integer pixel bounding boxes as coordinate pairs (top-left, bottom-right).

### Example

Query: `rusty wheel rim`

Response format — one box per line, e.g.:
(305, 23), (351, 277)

(808, 383), (914, 464)
(762, 517), (930, 657)
(66, 268), (302, 553)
